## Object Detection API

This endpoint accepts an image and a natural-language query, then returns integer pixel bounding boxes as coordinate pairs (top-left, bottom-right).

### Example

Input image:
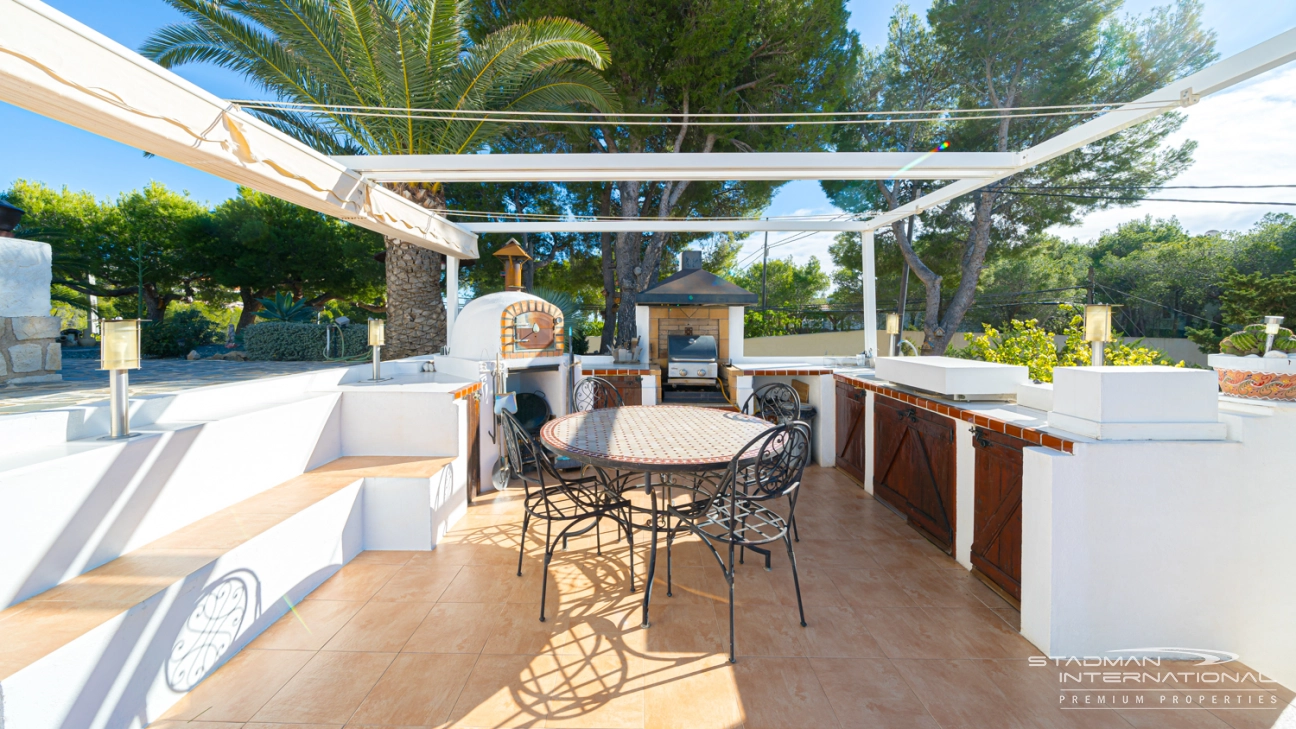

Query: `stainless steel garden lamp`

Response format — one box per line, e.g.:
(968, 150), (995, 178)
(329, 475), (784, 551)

(1084, 304), (1113, 366)
(885, 312), (901, 357)
(100, 319), (141, 439)
(1264, 315), (1285, 357)
(367, 318), (391, 382)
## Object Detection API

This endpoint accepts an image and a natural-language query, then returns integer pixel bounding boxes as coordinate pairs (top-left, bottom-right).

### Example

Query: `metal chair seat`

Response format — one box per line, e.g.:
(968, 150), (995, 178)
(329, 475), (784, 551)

(523, 481), (622, 521)
(694, 499), (789, 546)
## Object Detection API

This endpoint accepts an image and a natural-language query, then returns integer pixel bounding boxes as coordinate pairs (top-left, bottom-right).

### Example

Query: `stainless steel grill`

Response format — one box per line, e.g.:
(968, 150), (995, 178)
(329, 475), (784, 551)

(667, 334), (718, 385)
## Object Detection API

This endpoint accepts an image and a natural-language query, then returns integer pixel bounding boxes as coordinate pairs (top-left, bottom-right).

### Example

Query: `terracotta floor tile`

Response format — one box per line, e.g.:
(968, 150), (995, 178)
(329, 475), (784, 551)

(446, 653), (552, 728)
(249, 600), (364, 651)
(348, 652), (477, 726)
(349, 550), (422, 565)
(245, 723), (340, 729)
(993, 607), (1022, 631)
(800, 606), (883, 659)
(160, 648), (313, 722)
(731, 656), (840, 729)
(404, 602), (505, 655)
(322, 601), (433, 652)
(646, 565), (726, 606)
(729, 604), (808, 658)
(615, 602), (724, 655)
(850, 606), (963, 660)
(305, 563), (400, 602)
(440, 565), (525, 604)
(889, 567), (997, 608)
(867, 539), (950, 571)
(1117, 707), (1234, 728)
(768, 564), (848, 608)
(640, 653), (743, 729)
(252, 651), (395, 724)
(981, 658), (1131, 728)
(892, 658), (1033, 729)
(921, 607), (1040, 659)
(811, 657), (940, 729)
(483, 602), (569, 655)
(371, 564), (461, 603)
(824, 568), (915, 609)
(542, 651), (644, 729)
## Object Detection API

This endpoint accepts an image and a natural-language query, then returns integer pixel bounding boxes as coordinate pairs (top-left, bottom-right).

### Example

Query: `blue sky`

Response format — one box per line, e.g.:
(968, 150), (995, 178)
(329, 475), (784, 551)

(3, 0), (1296, 271)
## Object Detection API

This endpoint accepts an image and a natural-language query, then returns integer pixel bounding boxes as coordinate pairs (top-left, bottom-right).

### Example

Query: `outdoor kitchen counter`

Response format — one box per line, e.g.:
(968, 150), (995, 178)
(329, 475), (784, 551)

(833, 370), (1084, 453)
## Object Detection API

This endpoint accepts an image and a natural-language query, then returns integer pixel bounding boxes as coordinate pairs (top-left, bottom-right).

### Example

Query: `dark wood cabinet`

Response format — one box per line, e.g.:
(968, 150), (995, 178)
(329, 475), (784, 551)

(873, 395), (956, 553)
(971, 427), (1025, 601)
(835, 380), (868, 483)
(602, 375), (643, 406)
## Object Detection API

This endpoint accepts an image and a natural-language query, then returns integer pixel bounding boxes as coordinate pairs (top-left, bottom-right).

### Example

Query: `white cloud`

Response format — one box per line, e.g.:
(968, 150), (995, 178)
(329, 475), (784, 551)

(1054, 65), (1296, 241)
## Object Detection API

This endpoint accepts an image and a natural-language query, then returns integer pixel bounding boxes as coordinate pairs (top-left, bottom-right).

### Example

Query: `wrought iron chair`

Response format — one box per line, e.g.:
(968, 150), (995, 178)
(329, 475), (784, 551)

(741, 382), (801, 424)
(571, 376), (625, 412)
(741, 382), (805, 544)
(665, 421), (813, 663)
(498, 409), (633, 622)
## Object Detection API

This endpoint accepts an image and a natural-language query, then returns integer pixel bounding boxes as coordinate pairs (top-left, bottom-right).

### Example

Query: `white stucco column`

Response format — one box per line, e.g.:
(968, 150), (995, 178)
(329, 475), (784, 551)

(861, 229), (878, 359)
(445, 255), (459, 344)
(728, 306), (745, 362)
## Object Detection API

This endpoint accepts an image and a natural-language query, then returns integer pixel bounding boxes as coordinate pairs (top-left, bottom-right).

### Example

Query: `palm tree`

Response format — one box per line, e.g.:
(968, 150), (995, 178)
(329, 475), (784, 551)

(143, 0), (618, 357)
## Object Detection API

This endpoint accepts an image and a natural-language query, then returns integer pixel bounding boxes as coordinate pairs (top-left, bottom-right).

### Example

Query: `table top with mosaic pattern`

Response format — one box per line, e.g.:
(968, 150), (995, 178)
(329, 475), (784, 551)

(540, 405), (774, 472)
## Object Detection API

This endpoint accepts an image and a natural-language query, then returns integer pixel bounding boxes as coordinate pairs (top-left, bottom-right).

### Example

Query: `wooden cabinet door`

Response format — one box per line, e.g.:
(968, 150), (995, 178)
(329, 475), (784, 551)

(971, 428), (1024, 601)
(835, 380), (867, 483)
(603, 375), (643, 406)
(873, 395), (956, 553)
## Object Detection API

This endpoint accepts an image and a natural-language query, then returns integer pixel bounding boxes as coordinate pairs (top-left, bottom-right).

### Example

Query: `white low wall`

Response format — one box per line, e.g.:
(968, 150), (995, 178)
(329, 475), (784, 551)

(1022, 402), (1296, 688)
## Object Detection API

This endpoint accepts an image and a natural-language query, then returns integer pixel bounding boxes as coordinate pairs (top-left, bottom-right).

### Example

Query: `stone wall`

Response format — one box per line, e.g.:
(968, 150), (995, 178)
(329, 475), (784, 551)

(0, 315), (61, 384)
(1, 237), (62, 384)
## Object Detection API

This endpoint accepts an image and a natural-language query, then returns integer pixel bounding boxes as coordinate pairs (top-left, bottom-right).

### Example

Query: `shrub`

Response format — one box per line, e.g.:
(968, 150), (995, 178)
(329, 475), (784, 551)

(950, 304), (1181, 382)
(142, 309), (217, 358)
(243, 322), (369, 361)
(255, 292), (315, 322)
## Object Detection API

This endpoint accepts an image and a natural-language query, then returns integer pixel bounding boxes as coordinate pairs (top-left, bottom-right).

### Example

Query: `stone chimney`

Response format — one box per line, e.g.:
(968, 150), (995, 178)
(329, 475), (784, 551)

(1, 202), (64, 383)
(680, 250), (703, 271)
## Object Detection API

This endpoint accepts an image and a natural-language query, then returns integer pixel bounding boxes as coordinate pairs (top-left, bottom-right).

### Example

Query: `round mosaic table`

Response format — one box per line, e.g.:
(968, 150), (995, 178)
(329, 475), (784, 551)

(540, 405), (775, 627)
(539, 405), (774, 473)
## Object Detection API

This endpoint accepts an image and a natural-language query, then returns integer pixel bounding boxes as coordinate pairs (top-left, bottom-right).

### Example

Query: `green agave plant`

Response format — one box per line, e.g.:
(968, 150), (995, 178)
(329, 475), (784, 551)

(255, 292), (315, 323)
(1219, 323), (1296, 356)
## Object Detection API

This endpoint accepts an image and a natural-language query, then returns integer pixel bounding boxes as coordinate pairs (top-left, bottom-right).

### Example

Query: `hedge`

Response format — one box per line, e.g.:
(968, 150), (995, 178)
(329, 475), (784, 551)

(142, 310), (217, 358)
(243, 322), (371, 361)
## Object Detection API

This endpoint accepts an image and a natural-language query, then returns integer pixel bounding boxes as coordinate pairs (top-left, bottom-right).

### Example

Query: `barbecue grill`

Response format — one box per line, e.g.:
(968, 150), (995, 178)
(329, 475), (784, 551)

(667, 334), (719, 385)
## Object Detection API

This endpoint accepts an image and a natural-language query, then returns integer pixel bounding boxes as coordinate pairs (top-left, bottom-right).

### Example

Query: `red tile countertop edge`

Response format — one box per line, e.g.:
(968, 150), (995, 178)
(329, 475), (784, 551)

(834, 373), (1074, 454)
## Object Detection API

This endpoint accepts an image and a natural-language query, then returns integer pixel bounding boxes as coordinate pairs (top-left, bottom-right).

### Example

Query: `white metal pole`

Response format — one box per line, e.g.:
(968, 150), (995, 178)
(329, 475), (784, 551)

(445, 255), (459, 347)
(861, 229), (878, 361)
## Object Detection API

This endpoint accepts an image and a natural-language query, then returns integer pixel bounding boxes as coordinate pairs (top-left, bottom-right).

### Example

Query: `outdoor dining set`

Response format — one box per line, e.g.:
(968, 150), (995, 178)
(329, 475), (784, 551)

(497, 379), (813, 663)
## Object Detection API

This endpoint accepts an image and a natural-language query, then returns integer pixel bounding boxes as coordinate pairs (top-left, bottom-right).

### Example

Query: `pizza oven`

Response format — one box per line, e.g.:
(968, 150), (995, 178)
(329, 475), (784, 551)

(447, 291), (566, 366)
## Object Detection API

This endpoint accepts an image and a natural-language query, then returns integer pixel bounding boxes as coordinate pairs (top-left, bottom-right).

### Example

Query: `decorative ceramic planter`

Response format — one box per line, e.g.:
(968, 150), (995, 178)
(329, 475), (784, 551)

(1208, 353), (1296, 402)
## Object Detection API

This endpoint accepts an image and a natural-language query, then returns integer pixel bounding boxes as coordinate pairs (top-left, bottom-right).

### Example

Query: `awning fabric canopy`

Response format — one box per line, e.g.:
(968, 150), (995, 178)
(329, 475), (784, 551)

(0, 0), (478, 259)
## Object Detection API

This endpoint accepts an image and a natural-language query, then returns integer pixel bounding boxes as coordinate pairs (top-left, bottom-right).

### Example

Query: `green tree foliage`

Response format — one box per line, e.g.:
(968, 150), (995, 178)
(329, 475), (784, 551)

(483, 0), (859, 347)
(825, 0), (1217, 354)
(732, 256), (830, 310)
(953, 305), (1180, 382)
(6, 180), (207, 322)
(187, 188), (384, 329)
(144, 0), (619, 356)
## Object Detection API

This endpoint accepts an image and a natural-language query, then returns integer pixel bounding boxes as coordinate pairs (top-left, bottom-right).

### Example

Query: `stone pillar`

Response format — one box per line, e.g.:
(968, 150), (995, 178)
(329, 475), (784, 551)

(0, 238), (62, 385)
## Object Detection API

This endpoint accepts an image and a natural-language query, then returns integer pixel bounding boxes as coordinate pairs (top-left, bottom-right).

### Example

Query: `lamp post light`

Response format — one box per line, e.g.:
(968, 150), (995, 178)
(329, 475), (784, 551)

(100, 319), (141, 439)
(885, 312), (901, 357)
(367, 318), (391, 382)
(1263, 315), (1285, 357)
(1084, 304), (1113, 367)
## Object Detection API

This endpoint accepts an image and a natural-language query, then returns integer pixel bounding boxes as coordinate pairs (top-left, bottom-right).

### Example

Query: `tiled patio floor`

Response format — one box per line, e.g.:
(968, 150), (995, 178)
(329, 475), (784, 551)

(155, 466), (1294, 728)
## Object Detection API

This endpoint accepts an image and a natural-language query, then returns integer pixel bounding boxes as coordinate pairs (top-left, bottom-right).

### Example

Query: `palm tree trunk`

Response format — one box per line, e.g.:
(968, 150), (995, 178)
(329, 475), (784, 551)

(385, 183), (448, 359)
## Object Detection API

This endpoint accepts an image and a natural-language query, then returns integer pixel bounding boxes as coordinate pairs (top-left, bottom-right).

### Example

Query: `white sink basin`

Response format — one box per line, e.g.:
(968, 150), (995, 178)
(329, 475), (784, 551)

(875, 356), (1028, 399)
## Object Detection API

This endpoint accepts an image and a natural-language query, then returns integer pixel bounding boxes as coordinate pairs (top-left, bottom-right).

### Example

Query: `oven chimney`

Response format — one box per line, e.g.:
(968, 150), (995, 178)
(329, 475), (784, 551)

(493, 238), (532, 292)
(0, 201), (24, 238)
(680, 250), (702, 271)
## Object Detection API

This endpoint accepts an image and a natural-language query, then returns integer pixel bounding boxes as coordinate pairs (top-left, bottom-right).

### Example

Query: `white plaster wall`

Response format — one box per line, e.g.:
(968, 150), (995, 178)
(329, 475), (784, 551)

(728, 307), (745, 360)
(0, 480), (365, 729)
(812, 374), (834, 467)
(862, 390), (875, 494)
(954, 425), (975, 570)
(1021, 407), (1296, 689)
(338, 391), (459, 457)
(0, 394), (341, 607)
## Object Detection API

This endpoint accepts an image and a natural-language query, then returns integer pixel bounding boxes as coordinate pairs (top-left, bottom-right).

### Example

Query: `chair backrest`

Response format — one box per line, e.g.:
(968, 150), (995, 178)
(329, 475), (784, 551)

(741, 383), (801, 425)
(571, 376), (624, 412)
(498, 409), (553, 491)
(726, 421), (812, 505)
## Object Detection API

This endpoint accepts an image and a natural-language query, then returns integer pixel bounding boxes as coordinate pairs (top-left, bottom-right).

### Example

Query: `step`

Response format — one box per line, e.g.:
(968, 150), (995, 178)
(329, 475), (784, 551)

(0, 455), (451, 729)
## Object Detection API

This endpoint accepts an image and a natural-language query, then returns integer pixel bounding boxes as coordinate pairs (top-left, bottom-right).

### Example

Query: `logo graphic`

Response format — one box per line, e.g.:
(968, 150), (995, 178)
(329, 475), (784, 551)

(1104, 647), (1240, 666)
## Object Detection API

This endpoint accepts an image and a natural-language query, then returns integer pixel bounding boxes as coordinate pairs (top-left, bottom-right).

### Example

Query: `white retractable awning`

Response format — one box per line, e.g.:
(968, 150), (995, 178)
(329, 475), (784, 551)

(0, 0), (478, 259)
(333, 151), (1020, 183)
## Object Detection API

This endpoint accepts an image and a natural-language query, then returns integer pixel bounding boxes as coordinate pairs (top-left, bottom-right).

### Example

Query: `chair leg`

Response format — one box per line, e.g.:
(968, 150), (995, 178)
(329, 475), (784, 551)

(626, 509), (636, 593)
(517, 511), (531, 577)
(785, 533), (807, 628)
(539, 521), (553, 622)
(727, 542), (737, 664)
(596, 516), (603, 556)
(792, 514), (800, 542)
(665, 527), (675, 598)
